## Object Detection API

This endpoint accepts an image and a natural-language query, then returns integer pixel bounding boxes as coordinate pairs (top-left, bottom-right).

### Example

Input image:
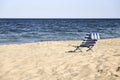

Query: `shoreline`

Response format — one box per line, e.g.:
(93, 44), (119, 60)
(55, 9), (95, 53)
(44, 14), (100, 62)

(0, 37), (120, 45)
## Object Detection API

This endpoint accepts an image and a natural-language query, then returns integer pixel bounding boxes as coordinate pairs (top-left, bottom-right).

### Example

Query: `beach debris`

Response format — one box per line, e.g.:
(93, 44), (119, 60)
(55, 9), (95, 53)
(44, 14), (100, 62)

(116, 66), (120, 72)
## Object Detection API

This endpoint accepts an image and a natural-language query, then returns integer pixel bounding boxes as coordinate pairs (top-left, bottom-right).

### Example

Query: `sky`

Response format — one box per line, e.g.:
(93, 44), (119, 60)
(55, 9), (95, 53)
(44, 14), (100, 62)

(0, 0), (120, 18)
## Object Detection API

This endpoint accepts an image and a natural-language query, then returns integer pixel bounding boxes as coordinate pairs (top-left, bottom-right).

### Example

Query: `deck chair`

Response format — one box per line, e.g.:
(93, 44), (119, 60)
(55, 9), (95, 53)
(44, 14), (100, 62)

(73, 33), (100, 52)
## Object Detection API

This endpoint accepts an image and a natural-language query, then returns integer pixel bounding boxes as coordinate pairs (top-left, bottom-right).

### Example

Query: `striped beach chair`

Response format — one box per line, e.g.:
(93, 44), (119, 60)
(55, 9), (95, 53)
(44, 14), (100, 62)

(74, 33), (100, 52)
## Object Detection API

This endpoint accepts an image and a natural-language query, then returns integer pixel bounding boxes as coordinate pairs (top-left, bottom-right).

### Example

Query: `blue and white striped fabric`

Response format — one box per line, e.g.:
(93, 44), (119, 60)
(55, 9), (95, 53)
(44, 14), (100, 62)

(90, 33), (100, 40)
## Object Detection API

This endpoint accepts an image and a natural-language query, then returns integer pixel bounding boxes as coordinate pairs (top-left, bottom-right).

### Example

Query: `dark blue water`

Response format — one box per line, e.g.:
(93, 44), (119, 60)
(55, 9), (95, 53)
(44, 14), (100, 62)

(0, 19), (120, 44)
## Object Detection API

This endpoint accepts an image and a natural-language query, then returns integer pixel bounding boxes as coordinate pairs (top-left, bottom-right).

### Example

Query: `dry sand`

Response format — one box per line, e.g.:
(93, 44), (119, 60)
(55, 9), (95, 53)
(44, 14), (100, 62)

(0, 38), (120, 80)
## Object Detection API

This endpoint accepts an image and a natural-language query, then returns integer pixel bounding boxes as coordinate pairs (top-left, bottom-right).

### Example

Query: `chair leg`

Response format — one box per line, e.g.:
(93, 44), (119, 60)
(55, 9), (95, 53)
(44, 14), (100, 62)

(86, 46), (93, 52)
(74, 46), (82, 52)
(78, 47), (82, 52)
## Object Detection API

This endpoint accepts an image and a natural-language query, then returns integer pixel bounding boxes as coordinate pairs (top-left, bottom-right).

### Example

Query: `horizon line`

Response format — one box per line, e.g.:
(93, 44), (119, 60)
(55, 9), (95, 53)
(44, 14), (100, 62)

(0, 18), (120, 19)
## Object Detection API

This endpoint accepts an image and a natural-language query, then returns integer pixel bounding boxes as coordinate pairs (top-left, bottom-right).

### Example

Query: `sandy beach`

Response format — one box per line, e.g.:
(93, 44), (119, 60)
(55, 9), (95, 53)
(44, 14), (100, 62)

(0, 38), (120, 80)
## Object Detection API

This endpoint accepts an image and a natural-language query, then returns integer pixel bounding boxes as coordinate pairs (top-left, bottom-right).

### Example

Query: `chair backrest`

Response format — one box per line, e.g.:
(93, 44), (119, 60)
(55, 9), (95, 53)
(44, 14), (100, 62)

(90, 33), (100, 40)
(81, 33), (100, 47)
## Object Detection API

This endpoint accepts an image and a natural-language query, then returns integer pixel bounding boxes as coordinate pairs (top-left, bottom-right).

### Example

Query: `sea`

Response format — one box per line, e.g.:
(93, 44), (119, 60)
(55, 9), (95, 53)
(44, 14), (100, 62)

(0, 19), (120, 44)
